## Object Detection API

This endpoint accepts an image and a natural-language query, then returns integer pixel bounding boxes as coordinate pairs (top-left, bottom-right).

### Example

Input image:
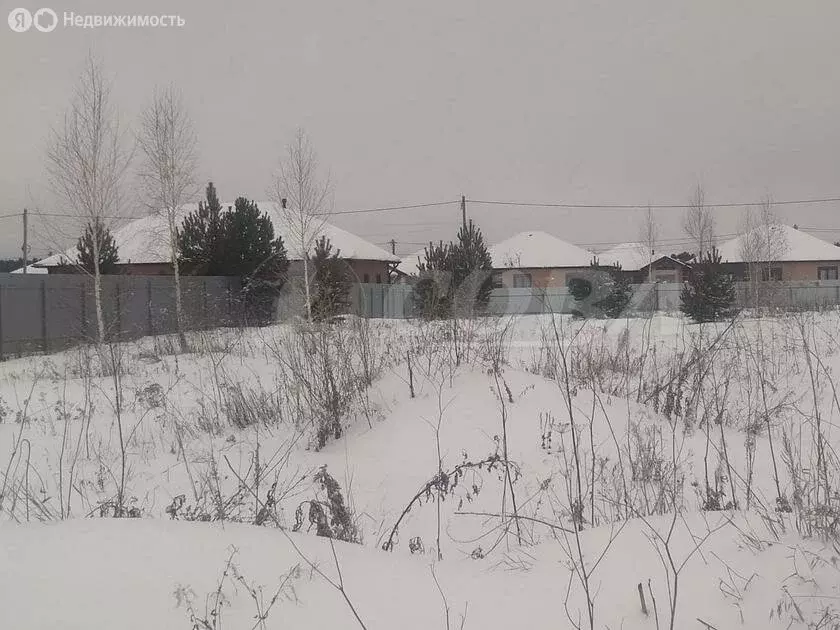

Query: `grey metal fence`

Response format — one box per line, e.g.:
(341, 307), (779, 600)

(4, 276), (839, 358)
(351, 280), (840, 319)
(0, 274), (242, 358)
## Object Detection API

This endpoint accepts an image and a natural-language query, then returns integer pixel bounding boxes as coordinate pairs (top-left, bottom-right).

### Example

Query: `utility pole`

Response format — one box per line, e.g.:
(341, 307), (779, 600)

(461, 195), (466, 229)
(390, 238), (396, 255)
(22, 208), (28, 274)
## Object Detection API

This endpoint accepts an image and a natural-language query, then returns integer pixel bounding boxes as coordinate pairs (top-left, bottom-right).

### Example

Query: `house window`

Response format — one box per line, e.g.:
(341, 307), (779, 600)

(491, 273), (503, 289)
(818, 266), (839, 280)
(513, 273), (532, 288)
(761, 266), (783, 281)
(363, 273), (370, 283)
(654, 271), (677, 284)
(376, 273), (382, 284)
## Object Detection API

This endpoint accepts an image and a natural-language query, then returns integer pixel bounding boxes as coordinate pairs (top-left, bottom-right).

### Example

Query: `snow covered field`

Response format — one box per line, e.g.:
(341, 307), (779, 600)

(2, 312), (840, 629)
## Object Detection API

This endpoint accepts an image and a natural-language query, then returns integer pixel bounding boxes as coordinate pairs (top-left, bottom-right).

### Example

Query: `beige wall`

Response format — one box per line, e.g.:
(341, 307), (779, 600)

(782, 261), (840, 281)
(288, 259), (391, 284)
(498, 267), (588, 288)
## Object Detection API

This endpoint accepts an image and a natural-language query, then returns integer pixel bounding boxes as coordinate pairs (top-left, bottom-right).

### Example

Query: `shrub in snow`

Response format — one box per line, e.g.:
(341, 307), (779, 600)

(293, 466), (360, 544)
(310, 236), (351, 321)
(411, 219), (494, 319)
(412, 240), (454, 319)
(680, 247), (736, 323)
(567, 258), (632, 319)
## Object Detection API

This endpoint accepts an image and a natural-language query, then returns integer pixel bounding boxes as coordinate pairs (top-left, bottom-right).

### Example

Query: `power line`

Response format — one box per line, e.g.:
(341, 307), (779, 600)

(326, 200), (459, 216)
(34, 212), (148, 220)
(31, 200), (460, 221)
(0, 213), (23, 220)
(467, 196), (840, 210)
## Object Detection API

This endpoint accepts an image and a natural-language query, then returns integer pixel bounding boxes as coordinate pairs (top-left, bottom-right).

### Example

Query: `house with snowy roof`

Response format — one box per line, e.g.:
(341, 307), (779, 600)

(597, 242), (692, 284)
(488, 231), (595, 288)
(36, 201), (400, 284)
(716, 224), (840, 282)
(394, 231), (595, 289)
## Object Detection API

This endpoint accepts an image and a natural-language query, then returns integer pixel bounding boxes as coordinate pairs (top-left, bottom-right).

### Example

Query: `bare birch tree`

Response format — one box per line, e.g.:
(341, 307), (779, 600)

(639, 205), (659, 282)
(137, 85), (199, 351)
(269, 129), (332, 322)
(683, 184), (716, 259)
(738, 196), (789, 304)
(46, 54), (132, 344)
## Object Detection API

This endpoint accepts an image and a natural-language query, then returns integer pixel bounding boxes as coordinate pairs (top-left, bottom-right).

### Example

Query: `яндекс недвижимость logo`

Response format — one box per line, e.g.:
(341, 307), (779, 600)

(8, 8), (58, 32)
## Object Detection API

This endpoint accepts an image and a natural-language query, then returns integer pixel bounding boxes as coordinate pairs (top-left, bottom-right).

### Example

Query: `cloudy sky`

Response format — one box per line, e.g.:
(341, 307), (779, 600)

(2, 0), (840, 260)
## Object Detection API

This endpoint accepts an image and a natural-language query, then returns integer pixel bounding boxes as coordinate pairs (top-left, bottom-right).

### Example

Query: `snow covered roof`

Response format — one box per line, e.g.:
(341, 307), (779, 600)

(598, 242), (654, 271)
(396, 247), (427, 276)
(10, 264), (48, 275)
(36, 202), (400, 268)
(489, 231), (594, 269)
(717, 224), (840, 263)
(597, 242), (689, 271)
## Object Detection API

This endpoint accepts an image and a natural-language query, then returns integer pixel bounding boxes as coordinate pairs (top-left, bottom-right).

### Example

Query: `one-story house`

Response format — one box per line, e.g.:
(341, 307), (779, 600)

(716, 224), (840, 282)
(36, 201), (400, 283)
(488, 231), (594, 289)
(395, 231), (597, 289)
(598, 242), (692, 283)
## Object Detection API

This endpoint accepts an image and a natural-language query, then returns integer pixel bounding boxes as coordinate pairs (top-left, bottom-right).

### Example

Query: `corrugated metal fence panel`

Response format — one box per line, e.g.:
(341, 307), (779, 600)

(0, 274), (243, 358)
(4, 276), (840, 358)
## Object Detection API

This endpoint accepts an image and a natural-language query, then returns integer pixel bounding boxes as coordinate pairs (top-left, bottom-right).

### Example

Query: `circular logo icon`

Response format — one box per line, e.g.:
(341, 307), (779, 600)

(7, 8), (32, 32)
(34, 8), (58, 32)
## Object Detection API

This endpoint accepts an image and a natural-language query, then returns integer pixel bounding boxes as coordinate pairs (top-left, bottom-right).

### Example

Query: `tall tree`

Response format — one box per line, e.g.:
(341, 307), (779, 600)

(683, 184), (716, 259)
(178, 182), (225, 275)
(137, 84), (199, 351)
(220, 197), (289, 279)
(46, 53), (132, 344)
(639, 205), (659, 282)
(680, 248), (737, 323)
(311, 236), (351, 320)
(178, 193), (289, 324)
(76, 220), (119, 275)
(412, 241), (454, 319)
(738, 196), (789, 305)
(269, 129), (332, 322)
(451, 219), (494, 313)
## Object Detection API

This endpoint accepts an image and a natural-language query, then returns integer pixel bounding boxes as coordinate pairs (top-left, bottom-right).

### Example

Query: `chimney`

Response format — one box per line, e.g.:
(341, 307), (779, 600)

(281, 198), (287, 209)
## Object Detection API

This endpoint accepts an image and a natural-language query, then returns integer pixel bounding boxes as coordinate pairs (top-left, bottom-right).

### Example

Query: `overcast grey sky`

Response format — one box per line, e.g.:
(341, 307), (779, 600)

(2, 0), (840, 259)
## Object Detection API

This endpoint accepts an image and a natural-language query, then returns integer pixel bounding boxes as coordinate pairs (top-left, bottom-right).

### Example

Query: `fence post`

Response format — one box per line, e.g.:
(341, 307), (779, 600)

(203, 279), (209, 329)
(41, 279), (48, 353)
(147, 278), (153, 337)
(115, 280), (122, 341)
(227, 277), (233, 326)
(380, 284), (386, 318)
(80, 285), (87, 340)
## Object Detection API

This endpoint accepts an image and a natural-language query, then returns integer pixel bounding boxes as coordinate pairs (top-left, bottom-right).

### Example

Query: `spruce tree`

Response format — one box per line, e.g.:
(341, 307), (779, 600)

(680, 247), (736, 323)
(178, 182), (225, 275)
(411, 241), (453, 319)
(178, 187), (289, 324)
(594, 262), (632, 318)
(567, 257), (632, 318)
(76, 219), (119, 275)
(311, 236), (351, 320)
(178, 187), (289, 283)
(451, 219), (494, 313)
